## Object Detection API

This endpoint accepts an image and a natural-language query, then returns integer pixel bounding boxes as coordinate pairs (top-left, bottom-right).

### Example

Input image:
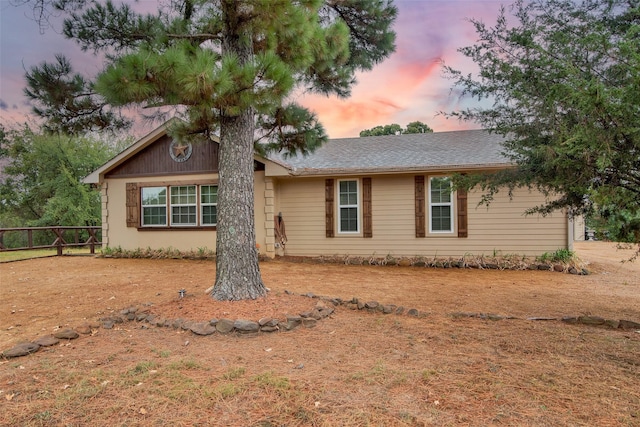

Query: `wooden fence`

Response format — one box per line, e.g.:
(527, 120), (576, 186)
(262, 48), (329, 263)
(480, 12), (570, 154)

(0, 226), (102, 256)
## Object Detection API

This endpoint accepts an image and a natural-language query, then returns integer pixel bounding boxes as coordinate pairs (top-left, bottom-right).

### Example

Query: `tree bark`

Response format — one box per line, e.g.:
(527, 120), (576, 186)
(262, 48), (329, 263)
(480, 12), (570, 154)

(211, 0), (267, 301)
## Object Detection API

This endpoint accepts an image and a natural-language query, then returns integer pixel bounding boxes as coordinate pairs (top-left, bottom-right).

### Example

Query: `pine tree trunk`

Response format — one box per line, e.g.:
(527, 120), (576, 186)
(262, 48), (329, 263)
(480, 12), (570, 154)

(211, 110), (266, 300)
(211, 0), (267, 301)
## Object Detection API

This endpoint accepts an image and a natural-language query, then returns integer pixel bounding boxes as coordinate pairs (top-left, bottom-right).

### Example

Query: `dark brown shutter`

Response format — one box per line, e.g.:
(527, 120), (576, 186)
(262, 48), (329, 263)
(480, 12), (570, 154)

(415, 176), (426, 238)
(362, 177), (372, 238)
(457, 187), (468, 238)
(126, 182), (139, 228)
(325, 179), (334, 238)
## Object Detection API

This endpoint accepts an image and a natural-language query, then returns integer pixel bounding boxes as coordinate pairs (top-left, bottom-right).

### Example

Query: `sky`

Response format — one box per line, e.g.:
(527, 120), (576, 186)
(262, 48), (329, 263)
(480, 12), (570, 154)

(0, 0), (508, 139)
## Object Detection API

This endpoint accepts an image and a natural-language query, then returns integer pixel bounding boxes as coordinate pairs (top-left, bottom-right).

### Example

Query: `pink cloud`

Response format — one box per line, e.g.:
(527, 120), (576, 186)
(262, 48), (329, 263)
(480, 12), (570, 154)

(299, 0), (506, 137)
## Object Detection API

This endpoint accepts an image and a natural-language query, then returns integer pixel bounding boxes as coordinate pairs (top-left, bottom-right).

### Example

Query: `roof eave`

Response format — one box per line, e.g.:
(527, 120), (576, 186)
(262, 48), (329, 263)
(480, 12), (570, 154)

(285, 162), (514, 177)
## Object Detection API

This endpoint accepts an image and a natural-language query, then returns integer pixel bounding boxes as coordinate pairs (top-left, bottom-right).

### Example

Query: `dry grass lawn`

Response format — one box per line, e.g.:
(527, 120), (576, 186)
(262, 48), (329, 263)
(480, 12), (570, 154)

(0, 241), (639, 426)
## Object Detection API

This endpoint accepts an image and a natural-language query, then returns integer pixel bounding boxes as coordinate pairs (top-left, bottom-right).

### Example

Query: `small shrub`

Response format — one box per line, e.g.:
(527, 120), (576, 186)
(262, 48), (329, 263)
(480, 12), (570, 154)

(537, 249), (576, 263)
(222, 366), (246, 380)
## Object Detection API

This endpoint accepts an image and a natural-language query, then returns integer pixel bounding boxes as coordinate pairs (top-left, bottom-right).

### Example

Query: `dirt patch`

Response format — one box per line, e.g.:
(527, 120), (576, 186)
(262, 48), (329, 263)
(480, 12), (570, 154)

(1, 241), (639, 426)
(149, 291), (318, 323)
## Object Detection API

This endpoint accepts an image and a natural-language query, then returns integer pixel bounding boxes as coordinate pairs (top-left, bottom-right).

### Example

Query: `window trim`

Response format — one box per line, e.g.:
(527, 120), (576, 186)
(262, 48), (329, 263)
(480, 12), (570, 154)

(141, 186), (168, 227)
(137, 182), (218, 230)
(337, 179), (360, 234)
(200, 184), (218, 226)
(170, 185), (197, 227)
(428, 176), (454, 234)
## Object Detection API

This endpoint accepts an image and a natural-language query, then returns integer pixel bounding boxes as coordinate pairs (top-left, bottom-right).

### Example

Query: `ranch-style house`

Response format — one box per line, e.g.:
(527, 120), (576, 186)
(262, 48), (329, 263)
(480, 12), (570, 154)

(84, 121), (584, 259)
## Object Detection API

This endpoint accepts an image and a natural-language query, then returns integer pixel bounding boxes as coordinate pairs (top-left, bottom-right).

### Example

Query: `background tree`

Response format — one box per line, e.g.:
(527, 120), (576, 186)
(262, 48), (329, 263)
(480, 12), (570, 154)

(0, 125), (120, 229)
(359, 120), (433, 136)
(404, 120), (433, 134)
(359, 123), (402, 136)
(57, 0), (397, 300)
(24, 54), (131, 134)
(444, 0), (640, 245)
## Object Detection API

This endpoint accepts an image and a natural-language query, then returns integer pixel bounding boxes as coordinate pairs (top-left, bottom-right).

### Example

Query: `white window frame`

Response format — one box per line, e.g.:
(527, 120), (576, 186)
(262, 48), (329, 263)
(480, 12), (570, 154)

(139, 184), (218, 228)
(170, 185), (197, 226)
(428, 176), (454, 234)
(338, 179), (360, 234)
(141, 186), (168, 227)
(200, 185), (218, 226)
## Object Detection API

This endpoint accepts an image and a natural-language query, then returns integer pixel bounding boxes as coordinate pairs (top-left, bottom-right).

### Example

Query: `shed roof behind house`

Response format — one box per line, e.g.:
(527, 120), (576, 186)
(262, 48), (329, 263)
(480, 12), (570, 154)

(269, 129), (512, 175)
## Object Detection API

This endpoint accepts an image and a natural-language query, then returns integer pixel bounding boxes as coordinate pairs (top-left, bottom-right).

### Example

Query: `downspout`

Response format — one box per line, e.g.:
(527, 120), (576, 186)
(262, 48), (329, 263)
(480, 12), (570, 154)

(567, 211), (574, 251)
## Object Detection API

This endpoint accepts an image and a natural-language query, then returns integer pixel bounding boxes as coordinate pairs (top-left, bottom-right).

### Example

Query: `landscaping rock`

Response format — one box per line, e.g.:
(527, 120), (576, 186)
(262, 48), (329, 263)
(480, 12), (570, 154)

(553, 264), (564, 272)
(120, 306), (138, 315)
(34, 335), (59, 347)
(189, 322), (216, 336)
(216, 319), (235, 334)
(54, 328), (79, 340)
(2, 342), (40, 358)
(102, 320), (115, 329)
(578, 316), (605, 326)
(76, 324), (92, 335)
(561, 316), (578, 324)
(259, 318), (279, 327)
(284, 315), (303, 330)
(260, 325), (279, 332)
(451, 312), (475, 318)
(181, 321), (195, 331)
(619, 319), (640, 330)
(234, 319), (260, 333)
(407, 308), (419, 317)
(315, 301), (335, 317)
(604, 319), (620, 329)
(382, 304), (395, 314)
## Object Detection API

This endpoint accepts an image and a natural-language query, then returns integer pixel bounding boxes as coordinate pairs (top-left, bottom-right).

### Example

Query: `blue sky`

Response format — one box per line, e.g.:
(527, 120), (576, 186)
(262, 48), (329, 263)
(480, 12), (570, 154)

(0, 0), (507, 138)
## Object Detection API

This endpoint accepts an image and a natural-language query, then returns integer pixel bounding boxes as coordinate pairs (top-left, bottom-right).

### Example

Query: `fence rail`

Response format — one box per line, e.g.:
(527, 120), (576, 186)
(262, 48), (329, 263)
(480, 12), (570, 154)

(0, 226), (102, 255)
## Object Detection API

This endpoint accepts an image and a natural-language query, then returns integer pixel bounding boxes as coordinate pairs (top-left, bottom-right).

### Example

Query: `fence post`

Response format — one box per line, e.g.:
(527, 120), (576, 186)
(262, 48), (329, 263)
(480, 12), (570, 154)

(89, 227), (96, 254)
(56, 228), (63, 256)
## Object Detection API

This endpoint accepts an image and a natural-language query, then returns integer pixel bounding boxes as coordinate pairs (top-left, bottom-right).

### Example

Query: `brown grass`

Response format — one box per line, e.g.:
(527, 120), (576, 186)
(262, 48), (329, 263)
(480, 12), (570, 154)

(1, 242), (639, 426)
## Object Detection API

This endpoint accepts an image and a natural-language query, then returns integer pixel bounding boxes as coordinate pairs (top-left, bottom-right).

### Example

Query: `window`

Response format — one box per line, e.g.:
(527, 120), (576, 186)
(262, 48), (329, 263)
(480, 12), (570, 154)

(137, 184), (217, 228)
(338, 179), (359, 233)
(170, 185), (197, 226)
(429, 176), (453, 233)
(142, 187), (167, 226)
(201, 185), (218, 226)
